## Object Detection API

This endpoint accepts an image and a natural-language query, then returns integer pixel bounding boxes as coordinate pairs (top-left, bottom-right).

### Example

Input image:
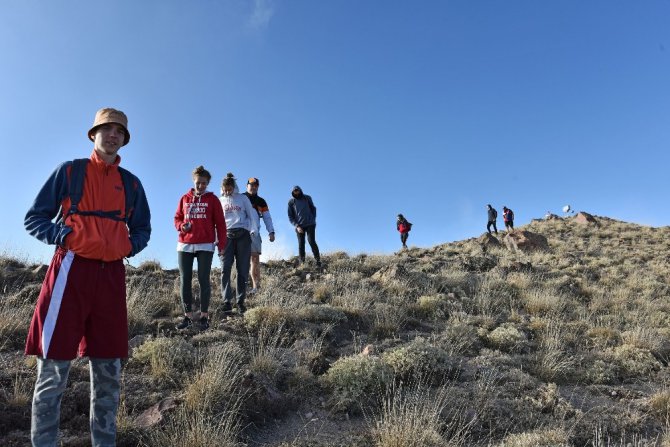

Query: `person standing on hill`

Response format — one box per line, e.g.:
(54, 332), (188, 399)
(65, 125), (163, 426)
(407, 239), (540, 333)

(220, 173), (258, 316)
(243, 177), (275, 294)
(288, 185), (321, 267)
(396, 214), (412, 249)
(486, 204), (498, 235)
(174, 165), (227, 331)
(24, 108), (151, 446)
(503, 206), (515, 231)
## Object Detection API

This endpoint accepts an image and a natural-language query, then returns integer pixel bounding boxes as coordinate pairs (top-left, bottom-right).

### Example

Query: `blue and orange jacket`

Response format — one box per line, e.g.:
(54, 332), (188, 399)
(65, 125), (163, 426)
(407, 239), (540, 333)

(25, 150), (151, 261)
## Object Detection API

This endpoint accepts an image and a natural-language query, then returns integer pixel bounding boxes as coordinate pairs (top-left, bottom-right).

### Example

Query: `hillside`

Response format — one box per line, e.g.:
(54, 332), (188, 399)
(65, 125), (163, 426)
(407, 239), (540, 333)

(1, 214), (670, 446)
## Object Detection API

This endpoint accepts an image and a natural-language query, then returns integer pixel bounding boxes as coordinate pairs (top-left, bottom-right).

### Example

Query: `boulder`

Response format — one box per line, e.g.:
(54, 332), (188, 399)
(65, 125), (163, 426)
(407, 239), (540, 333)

(371, 264), (407, 282)
(574, 212), (597, 225)
(478, 233), (501, 247)
(135, 397), (177, 429)
(503, 230), (549, 252)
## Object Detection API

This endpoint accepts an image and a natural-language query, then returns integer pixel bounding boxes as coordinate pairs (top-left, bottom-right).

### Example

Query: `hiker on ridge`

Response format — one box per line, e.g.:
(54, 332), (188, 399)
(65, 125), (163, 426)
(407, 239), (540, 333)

(219, 173), (258, 316)
(174, 165), (227, 331)
(486, 204), (498, 235)
(24, 108), (151, 446)
(503, 206), (515, 231)
(288, 185), (321, 267)
(397, 214), (412, 249)
(243, 177), (275, 294)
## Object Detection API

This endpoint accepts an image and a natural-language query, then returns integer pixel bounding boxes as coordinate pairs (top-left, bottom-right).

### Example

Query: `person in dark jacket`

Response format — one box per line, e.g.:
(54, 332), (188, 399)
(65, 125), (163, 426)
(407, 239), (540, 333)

(288, 185), (321, 267)
(486, 204), (498, 234)
(503, 206), (515, 231)
(396, 214), (412, 248)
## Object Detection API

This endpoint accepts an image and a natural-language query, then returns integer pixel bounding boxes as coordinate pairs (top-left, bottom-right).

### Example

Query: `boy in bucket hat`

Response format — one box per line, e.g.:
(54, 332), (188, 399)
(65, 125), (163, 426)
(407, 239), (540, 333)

(24, 107), (151, 446)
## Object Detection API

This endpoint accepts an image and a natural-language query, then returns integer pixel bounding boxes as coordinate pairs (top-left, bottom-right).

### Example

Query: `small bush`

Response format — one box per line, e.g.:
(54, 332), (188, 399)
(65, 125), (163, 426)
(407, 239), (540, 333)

(244, 306), (295, 330)
(611, 344), (661, 379)
(414, 294), (449, 320)
(497, 428), (569, 447)
(312, 283), (333, 303)
(184, 343), (247, 414)
(132, 337), (196, 381)
(648, 389), (670, 424)
(296, 304), (347, 323)
(371, 303), (407, 339)
(322, 354), (392, 413)
(137, 259), (163, 273)
(371, 382), (464, 447)
(382, 337), (459, 383)
(486, 324), (527, 353)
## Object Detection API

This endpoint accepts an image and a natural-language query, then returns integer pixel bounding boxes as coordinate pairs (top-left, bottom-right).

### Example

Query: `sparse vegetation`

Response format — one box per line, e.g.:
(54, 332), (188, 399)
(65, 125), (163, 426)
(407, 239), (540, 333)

(2, 217), (670, 445)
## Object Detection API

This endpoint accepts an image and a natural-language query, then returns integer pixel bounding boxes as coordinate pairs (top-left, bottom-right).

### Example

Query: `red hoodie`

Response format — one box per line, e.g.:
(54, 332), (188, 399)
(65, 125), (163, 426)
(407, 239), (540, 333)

(174, 190), (227, 251)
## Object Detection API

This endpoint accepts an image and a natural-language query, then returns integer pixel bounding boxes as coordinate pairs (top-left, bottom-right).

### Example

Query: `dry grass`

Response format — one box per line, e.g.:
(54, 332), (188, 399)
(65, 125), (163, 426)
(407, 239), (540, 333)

(2, 218), (670, 446)
(370, 380), (473, 447)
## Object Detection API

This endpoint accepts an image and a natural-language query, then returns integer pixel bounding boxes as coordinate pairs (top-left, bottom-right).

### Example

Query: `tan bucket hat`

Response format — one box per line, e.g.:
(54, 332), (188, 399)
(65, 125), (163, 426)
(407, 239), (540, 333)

(87, 108), (130, 146)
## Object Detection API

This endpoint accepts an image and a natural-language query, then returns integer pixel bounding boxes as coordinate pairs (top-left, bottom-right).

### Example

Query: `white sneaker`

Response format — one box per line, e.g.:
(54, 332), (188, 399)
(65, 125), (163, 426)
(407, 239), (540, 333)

(248, 288), (258, 295)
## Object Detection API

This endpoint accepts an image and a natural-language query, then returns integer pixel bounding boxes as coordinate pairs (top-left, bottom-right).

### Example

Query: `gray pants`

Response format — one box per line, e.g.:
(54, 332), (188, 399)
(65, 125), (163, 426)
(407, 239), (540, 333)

(31, 357), (121, 447)
(221, 230), (251, 306)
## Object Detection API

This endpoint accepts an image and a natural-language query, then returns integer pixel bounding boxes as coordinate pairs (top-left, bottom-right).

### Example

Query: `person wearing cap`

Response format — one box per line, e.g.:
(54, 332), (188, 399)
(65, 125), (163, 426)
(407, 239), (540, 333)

(174, 165), (227, 331)
(219, 173), (258, 315)
(24, 108), (151, 446)
(486, 204), (498, 235)
(243, 177), (275, 294)
(287, 186), (321, 267)
(396, 214), (412, 249)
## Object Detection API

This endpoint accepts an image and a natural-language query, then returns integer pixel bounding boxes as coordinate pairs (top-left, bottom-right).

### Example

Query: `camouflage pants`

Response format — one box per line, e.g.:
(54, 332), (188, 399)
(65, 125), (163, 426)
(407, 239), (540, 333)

(31, 357), (121, 447)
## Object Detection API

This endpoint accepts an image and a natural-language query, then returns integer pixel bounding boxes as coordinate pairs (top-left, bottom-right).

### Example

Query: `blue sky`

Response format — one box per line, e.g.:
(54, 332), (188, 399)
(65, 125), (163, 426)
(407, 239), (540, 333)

(1, 1), (669, 268)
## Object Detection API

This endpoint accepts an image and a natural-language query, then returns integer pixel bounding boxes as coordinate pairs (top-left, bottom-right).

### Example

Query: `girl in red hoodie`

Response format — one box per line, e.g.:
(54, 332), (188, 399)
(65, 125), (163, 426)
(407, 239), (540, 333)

(174, 166), (227, 330)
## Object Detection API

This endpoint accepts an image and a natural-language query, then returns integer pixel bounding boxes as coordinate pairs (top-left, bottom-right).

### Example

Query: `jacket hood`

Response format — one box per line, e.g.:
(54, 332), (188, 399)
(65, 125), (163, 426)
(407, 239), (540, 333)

(186, 189), (213, 199)
(292, 185), (303, 197)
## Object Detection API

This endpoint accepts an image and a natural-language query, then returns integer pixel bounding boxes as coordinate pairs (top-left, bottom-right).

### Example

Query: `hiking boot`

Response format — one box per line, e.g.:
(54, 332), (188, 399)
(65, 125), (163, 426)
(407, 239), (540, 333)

(198, 316), (210, 330)
(176, 316), (192, 330)
(316, 260), (322, 268)
(237, 302), (247, 315)
(222, 302), (233, 317)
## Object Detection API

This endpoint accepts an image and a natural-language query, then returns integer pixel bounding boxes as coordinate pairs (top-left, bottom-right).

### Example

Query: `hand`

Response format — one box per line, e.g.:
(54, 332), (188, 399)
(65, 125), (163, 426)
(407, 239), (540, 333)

(269, 232), (275, 242)
(296, 226), (304, 234)
(182, 222), (192, 232)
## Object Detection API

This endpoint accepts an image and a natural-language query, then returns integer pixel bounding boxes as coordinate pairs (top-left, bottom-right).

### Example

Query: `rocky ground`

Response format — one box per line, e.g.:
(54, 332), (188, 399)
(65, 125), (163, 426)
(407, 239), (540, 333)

(1, 213), (670, 446)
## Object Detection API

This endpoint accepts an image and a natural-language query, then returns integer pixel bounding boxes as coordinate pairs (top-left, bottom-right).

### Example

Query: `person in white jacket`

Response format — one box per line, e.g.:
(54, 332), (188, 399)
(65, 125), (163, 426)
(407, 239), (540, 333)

(219, 173), (258, 315)
(244, 177), (275, 294)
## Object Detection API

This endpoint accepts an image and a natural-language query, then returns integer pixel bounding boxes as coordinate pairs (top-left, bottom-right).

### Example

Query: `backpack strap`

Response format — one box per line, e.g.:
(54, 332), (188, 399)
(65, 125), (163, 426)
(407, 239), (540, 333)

(118, 166), (137, 223)
(67, 158), (89, 217)
(66, 158), (136, 223)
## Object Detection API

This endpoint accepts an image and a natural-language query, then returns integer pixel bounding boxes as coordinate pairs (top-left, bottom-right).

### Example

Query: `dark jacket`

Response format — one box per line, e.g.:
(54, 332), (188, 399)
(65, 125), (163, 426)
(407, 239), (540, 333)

(487, 207), (498, 222)
(288, 186), (316, 227)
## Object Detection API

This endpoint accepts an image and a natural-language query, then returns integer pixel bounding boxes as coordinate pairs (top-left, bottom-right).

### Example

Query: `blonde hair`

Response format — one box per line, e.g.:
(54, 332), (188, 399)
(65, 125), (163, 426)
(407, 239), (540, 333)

(221, 172), (236, 189)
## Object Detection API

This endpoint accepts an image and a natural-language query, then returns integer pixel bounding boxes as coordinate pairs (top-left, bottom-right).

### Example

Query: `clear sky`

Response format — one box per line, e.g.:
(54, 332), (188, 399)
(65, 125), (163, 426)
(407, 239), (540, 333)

(1, 1), (669, 268)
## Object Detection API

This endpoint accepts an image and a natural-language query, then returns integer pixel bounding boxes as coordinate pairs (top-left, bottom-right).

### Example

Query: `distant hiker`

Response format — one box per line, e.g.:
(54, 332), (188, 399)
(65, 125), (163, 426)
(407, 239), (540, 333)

(288, 185), (321, 267)
(219, 173), (258, 315)
(396, 214), (412, 248)
(174, 166), (227, 331)
(244, 177), (275, 294)
(503, 206), (515, 231)
(24, 108), (151, 446)
(486, 204), (498, 234)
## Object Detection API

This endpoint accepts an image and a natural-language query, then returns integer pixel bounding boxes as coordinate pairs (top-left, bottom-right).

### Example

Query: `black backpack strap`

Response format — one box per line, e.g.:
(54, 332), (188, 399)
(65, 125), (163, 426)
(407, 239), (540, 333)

(118, 166), (137, 223)
(67, 158), (89, 216)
